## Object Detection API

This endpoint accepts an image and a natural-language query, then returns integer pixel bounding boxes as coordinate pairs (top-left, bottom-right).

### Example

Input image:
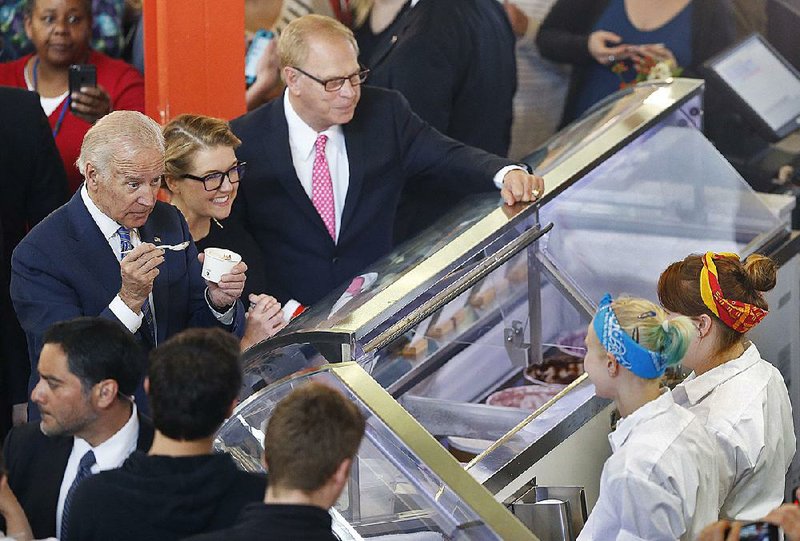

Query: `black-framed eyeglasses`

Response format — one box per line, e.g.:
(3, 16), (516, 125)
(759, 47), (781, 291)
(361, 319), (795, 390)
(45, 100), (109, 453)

(292, 66), (369, 92)
(180, 162), (246, 191)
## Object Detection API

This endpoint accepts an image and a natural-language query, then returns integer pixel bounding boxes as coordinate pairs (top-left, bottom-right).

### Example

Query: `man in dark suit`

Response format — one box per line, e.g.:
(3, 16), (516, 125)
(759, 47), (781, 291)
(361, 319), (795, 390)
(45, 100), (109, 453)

(0, 87), (70, 434)
(10, 111), (247, 412)
(356, 0), (518, 242)
(2, 317), (154, 540)
(231, 14), (543, 307)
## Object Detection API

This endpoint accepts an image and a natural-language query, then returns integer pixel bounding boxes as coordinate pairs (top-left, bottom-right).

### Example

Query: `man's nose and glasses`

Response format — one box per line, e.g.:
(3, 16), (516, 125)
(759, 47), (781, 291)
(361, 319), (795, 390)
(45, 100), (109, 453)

(291, 66), (370, 92)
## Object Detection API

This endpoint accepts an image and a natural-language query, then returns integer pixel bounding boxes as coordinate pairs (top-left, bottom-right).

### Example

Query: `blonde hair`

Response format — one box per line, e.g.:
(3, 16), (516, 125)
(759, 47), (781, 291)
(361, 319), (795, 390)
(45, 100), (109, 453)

(162, 114), (241, 179)
(76, 110), (164, 178)
(611, 297), (696, 367)
(278, 14), (358, 70)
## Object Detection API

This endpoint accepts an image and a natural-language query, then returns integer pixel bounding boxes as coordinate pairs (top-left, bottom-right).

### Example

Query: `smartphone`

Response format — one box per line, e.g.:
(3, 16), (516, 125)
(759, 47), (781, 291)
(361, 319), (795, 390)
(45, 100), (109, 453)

(739, 521), (780, 541)
(245, 29), (274, 86)
(68, 64), (97, 110)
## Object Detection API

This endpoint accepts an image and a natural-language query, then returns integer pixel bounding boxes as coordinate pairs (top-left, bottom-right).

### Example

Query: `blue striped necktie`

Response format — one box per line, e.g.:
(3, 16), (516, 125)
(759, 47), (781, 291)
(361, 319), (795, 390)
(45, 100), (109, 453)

(61, 449), (96, 540)
(117, 227), (156, 344)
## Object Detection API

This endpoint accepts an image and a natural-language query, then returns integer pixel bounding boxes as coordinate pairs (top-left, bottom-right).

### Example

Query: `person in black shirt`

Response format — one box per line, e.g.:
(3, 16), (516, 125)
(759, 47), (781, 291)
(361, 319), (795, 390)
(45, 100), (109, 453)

(64, 328), (266, 541)
(186, 382), (366, 541)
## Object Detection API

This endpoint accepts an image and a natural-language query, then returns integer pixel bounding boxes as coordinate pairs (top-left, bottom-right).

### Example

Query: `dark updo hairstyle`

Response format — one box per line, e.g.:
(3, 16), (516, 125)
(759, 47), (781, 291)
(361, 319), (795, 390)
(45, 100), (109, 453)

(657, 253), (776, 352)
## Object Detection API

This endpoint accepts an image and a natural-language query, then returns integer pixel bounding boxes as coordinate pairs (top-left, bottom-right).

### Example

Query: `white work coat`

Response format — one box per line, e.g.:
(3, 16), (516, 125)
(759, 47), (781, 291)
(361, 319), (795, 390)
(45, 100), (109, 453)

(578, 391), (720, 541)
(673, 343), (796, 520)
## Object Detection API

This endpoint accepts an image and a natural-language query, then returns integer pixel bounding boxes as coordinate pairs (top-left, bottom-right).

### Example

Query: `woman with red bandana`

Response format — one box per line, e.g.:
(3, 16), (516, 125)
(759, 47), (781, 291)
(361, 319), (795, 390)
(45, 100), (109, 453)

(658, 252), (796, 521)
(0, 0), (143, 193)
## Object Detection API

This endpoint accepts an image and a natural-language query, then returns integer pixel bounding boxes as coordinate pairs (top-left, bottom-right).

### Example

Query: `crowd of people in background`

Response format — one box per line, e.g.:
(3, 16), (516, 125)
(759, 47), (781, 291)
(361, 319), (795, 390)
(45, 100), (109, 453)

(0, 0), (797, 539)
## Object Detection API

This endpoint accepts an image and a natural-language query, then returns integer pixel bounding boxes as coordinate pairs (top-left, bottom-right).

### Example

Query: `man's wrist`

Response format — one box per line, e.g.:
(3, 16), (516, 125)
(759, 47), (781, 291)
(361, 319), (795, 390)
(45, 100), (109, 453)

(205, 288), (233, 312)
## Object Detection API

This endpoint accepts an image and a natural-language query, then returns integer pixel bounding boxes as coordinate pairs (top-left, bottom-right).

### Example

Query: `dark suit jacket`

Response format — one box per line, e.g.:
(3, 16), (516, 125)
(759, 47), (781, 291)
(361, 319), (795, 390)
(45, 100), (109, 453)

(0, 88), (69, 412)
(2, 412), (154, 539)
(536, 0), (736, 125)
(10, 193), (245, 399)
(230, 86), (513, 306)
(356, 0), (517, 241)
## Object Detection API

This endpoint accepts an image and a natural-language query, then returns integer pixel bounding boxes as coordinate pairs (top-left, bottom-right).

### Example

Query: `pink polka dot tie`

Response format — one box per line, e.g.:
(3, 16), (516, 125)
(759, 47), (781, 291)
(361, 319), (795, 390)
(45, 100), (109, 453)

(312, 134), (336, 240)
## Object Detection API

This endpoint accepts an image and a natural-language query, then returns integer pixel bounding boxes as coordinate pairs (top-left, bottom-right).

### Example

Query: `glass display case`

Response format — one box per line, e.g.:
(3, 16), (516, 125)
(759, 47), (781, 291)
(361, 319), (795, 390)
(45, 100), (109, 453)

(232, 78), (800, 534)
(217, 362), (536, 540)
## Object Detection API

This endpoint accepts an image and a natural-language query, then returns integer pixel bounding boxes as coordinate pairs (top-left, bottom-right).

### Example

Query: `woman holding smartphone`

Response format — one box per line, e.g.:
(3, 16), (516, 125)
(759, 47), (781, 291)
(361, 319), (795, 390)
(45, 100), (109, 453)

(0, 0), (144, 193)
(579, 294), (719, 541)
(658, 252), (796, 521)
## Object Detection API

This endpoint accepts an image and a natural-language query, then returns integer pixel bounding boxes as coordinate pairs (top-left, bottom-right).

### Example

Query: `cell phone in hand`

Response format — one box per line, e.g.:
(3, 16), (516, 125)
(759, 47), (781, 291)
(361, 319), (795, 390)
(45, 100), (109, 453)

(739, 521), (780, 541)
(68, 64), (97, 109)
(245, 29), (274, 86)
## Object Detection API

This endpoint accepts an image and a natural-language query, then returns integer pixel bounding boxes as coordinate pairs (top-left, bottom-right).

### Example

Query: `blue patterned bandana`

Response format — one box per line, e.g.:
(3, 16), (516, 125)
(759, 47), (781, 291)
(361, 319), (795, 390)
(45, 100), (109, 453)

(592, 293), (667, 379)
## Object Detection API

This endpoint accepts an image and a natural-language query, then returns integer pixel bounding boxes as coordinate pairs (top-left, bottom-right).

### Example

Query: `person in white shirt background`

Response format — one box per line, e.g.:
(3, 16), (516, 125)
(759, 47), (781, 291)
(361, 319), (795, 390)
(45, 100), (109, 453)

(658, 252), (796, 521)
(578, 294), (719, 541)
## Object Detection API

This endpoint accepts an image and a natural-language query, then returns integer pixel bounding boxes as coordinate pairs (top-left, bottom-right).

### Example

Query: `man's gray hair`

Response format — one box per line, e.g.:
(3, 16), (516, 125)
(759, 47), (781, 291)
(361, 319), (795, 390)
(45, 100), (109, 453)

(76, 111), (165, 178)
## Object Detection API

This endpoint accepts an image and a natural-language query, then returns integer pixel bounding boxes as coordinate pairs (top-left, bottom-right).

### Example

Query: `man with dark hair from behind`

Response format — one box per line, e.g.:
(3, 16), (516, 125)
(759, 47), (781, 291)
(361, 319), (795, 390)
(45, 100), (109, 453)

(187, 382), (366, 541)
(2, 317), (152, 540)
(64, 328), (266, 541)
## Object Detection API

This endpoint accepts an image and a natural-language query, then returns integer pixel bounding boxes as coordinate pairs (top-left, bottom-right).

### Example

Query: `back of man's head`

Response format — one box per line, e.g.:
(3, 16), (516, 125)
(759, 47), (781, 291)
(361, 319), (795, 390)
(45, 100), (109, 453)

(264, 382), (365, 492)
(43, 317), (145, 397)
(148, 328), (241, 440)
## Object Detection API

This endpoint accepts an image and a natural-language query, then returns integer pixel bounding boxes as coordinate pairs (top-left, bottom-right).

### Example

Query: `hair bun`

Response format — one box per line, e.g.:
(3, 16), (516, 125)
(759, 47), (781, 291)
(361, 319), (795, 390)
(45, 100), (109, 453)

(743, 254), (777, 292)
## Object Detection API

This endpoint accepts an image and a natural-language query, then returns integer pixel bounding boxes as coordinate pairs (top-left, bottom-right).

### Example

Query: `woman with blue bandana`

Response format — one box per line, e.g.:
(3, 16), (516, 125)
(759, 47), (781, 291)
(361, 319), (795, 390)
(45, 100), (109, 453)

(578, 294), (720, 541)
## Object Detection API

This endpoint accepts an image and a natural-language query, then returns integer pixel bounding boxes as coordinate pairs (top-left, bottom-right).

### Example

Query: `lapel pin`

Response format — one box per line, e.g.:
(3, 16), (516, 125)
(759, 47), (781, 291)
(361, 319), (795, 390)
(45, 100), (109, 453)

(154, 236), (161, 243)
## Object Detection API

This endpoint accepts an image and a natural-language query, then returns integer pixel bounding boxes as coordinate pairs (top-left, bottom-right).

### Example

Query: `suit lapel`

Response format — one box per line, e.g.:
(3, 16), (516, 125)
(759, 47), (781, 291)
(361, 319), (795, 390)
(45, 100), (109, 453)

(66, 193), (123, 303)
(340, 120), (366, 243)
(267, 101), (335, 239)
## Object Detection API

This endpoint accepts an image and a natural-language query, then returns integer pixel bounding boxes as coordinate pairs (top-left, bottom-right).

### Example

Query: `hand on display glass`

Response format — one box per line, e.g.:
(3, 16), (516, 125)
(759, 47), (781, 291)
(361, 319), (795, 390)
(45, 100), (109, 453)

(501, 170), (545, 205)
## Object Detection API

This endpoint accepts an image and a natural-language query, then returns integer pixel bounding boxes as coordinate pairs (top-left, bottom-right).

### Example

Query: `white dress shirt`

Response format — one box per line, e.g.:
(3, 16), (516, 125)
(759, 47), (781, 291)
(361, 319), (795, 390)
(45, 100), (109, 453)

(284, 92), (349, 243)
(673, 343), (796, 521)
(81, 185), (235, 333)
(283, 93), (519, 245)
(55, 404), (140, 536)
(578, 391), (720, 541)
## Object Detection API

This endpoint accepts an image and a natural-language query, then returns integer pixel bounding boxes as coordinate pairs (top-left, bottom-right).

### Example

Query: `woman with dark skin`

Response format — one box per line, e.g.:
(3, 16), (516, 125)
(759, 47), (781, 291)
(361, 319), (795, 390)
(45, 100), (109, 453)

(0, 0), (144, 192)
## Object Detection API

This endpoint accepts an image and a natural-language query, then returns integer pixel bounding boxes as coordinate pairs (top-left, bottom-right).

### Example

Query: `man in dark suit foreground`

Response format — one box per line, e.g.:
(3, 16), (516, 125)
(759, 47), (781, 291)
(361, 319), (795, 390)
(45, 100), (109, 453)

(187, 381), (366, 541)
(0, 87), (69, 433)
(11, 111), (247, 414)
(65, 328), (266, 541)
(2, 317), (154, 540)
(231, 14), (544, 307)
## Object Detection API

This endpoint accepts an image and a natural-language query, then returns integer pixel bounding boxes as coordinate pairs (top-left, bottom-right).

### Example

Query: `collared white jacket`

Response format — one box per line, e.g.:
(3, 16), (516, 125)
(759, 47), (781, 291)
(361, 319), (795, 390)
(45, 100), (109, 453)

(673, 343), (796, 520)
(578, 391), (720, 541)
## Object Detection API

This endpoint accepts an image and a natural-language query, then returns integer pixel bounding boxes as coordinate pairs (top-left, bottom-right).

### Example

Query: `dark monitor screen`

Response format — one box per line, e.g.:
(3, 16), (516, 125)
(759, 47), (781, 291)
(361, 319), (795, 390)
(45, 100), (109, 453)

(705, 34), (800, 141)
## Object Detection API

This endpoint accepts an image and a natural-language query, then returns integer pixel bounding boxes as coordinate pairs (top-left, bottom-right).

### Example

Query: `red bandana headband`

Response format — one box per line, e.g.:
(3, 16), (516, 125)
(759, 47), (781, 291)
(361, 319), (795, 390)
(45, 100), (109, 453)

(699, 252), (767, 333)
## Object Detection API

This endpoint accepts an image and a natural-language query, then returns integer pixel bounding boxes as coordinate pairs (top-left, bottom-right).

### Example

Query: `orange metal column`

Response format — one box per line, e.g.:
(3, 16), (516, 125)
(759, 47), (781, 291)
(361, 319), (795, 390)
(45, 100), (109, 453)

(143, 0), (247, 123)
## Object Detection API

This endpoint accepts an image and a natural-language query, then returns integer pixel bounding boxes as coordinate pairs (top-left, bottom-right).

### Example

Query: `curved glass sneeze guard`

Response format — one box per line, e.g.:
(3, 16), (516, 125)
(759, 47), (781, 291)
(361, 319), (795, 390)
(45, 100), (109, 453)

(241, 197), (541, 393)
(525, 83), (664, 175)
(216, 363), (537, 541)
(537, 108), (786, 306)
(276, 195), (508, 337)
